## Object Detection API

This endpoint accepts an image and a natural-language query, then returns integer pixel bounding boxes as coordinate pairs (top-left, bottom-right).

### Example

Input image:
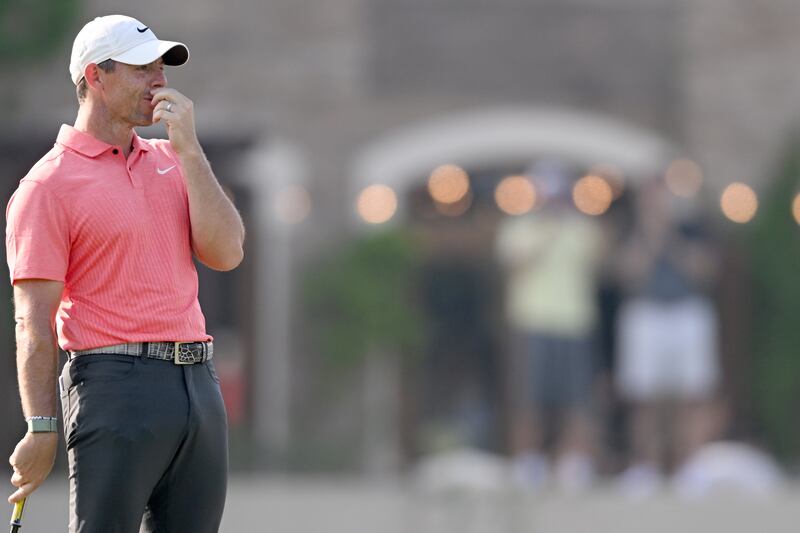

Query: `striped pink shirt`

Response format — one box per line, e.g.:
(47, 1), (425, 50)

(5, 125), (210, 351)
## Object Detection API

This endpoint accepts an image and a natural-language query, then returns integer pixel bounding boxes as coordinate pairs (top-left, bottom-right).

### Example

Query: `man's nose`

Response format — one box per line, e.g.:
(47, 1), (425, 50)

(152, 71), (167, 88)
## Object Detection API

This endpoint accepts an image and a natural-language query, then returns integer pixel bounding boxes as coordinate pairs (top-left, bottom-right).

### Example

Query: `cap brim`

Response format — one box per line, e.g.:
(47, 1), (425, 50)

(111, 39), (189, 67)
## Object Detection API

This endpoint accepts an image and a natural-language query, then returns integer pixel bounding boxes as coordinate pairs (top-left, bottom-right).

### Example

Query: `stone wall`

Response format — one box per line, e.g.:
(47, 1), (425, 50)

(684, 0), (800, 191)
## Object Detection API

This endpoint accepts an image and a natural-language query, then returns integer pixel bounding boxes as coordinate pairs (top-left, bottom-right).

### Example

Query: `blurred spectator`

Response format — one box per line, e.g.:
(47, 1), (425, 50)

(614, 178), (720, 497)
(495, 161), (605, 493)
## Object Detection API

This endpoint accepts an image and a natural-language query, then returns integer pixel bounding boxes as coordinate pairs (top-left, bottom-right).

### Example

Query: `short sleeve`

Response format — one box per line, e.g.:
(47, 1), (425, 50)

(5, 181), (70, 284)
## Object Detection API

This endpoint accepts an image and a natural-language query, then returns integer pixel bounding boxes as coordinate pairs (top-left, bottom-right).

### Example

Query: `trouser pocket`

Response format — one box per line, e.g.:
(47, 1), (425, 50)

(59, 360), (76, 441)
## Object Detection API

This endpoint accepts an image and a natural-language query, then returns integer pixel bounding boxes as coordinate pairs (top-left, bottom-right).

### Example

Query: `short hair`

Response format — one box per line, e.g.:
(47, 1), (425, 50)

(76, 59), (116, 103)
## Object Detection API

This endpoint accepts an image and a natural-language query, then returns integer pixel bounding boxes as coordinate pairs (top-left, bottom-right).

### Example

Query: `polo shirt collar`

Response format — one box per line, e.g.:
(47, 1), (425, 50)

(56, 125), (150, 157)
(130, 132), (151, 154)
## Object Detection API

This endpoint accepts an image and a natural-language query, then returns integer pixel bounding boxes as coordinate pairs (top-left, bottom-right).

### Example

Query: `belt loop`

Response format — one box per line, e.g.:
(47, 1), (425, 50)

(141, 342), (149, 361)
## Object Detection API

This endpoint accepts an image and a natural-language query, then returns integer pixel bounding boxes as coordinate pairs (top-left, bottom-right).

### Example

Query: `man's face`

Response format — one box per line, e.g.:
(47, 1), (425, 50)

(101, 59), (166, 127)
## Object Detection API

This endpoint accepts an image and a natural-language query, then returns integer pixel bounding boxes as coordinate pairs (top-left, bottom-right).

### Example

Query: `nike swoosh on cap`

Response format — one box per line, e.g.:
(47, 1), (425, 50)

(137, 26), (149, 33)
(157, 165), (176, 175)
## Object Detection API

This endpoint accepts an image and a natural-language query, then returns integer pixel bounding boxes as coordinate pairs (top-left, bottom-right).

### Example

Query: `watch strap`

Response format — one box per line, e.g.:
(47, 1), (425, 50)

(27, 416), (58, 433)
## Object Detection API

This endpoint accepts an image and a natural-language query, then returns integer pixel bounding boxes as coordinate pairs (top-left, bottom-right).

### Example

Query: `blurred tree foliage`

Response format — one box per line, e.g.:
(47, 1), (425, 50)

(303, 229), (425, 369)
(749, 137), (800, 460)
(0, 0), (79, 62)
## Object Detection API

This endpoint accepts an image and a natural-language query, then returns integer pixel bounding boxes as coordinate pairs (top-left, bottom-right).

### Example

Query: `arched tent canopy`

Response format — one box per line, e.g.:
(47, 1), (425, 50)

(350, 106), (677, 224)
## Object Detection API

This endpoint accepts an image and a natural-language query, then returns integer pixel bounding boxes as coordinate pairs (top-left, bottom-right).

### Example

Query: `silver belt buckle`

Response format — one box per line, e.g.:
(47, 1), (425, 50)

(174, 341), (193, 365)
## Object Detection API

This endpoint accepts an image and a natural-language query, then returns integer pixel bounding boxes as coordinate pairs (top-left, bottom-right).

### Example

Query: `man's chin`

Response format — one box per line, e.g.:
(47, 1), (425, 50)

(132, 113), (155, 127)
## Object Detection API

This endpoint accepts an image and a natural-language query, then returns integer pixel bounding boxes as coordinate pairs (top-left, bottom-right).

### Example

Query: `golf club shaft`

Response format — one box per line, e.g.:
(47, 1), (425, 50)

(9, 498), (25, 533)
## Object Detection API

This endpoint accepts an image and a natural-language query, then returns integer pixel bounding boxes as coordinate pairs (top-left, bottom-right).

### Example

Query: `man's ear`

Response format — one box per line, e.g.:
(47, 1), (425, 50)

(84, 63), (103, 91)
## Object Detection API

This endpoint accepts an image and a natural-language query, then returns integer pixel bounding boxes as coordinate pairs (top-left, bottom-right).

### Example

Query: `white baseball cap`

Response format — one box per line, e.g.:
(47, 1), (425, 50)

(69, 15), (189, 85)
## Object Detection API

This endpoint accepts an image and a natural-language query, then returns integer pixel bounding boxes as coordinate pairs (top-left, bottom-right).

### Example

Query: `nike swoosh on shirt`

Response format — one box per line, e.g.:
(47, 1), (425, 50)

(157, 165), (176, 175)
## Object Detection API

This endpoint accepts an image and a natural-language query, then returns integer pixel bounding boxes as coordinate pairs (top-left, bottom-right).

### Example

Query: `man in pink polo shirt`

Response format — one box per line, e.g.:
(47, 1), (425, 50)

(5, 15), (244, 533)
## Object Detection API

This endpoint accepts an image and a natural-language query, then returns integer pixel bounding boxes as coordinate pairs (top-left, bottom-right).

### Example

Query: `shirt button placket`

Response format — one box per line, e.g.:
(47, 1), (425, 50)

(129, 153), (142, 188)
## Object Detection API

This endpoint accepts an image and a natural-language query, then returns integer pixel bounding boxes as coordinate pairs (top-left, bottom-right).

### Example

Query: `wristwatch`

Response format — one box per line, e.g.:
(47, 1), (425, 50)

(26, 416), (58, 433)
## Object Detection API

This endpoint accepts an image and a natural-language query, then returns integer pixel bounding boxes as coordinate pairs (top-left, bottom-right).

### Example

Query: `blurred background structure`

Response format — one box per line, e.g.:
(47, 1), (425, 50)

(3, 0), (800, 530)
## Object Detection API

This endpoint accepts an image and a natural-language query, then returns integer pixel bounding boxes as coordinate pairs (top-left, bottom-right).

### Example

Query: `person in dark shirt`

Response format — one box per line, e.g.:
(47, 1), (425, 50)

(613, 178), (719, 497)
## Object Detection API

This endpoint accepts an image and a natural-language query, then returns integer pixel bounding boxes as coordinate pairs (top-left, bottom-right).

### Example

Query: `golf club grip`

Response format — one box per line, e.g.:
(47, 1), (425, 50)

(9, 498), (25, 532)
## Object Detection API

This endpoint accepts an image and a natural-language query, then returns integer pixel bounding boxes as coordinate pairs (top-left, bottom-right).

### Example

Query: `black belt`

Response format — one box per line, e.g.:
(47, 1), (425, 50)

(69, 341), (213, 365)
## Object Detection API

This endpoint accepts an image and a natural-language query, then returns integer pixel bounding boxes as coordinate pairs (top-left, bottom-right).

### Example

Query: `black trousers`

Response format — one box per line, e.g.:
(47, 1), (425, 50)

(60, 353), (228, 533)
